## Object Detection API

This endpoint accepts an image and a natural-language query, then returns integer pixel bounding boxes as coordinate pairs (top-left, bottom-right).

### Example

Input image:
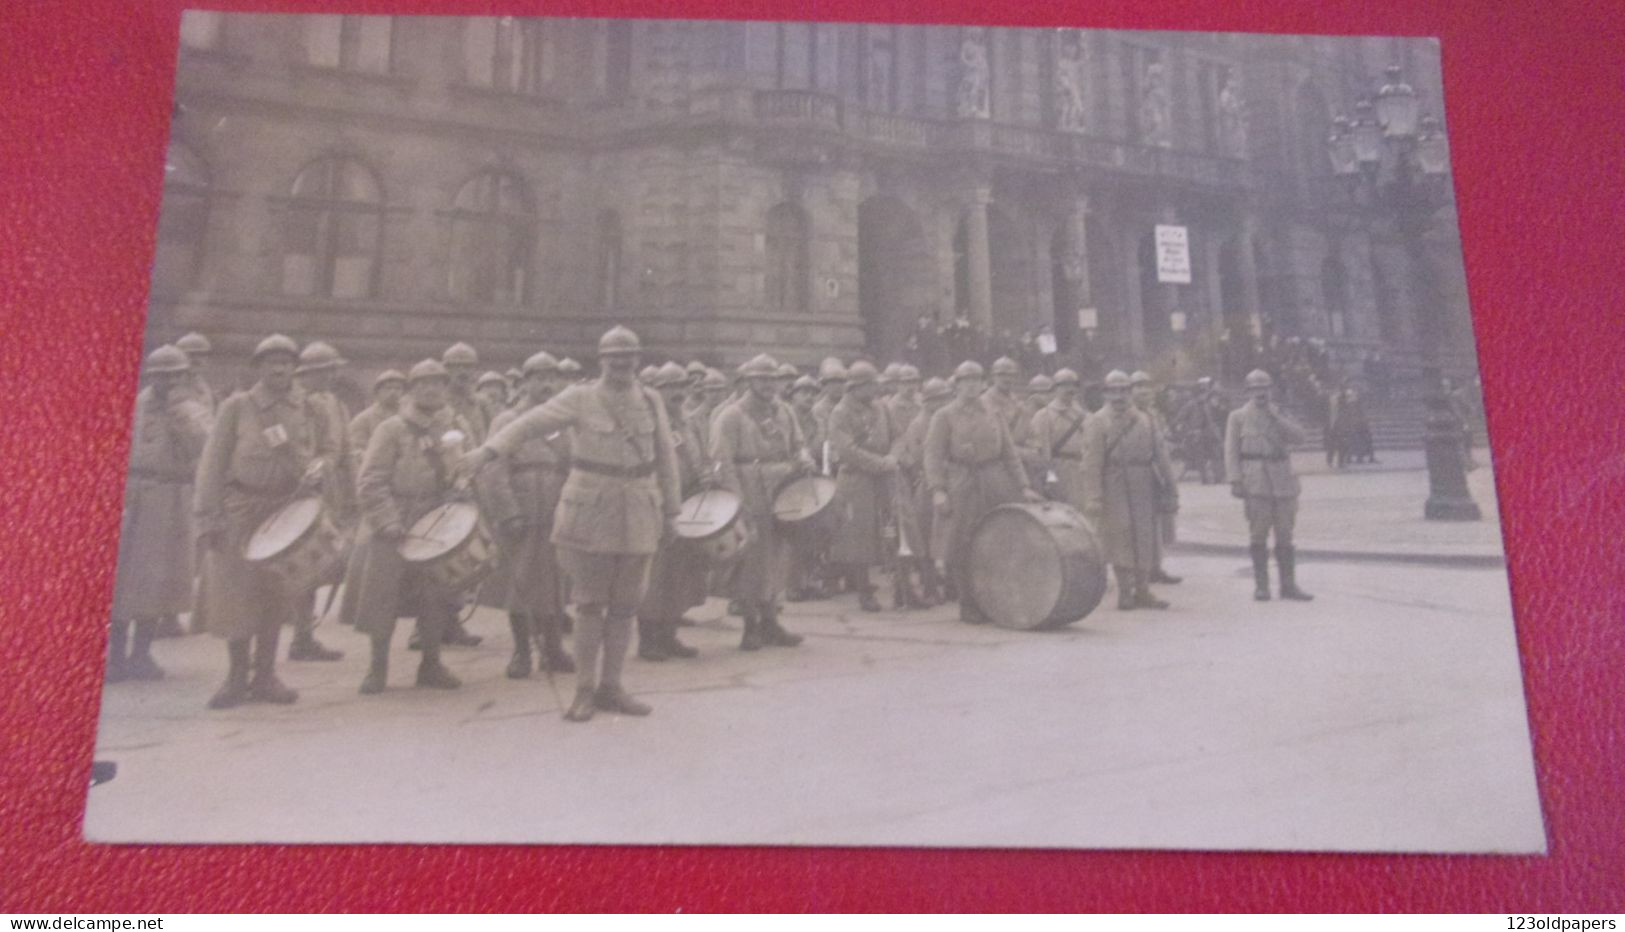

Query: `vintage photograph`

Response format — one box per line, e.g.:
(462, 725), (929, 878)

(87, 11), (1543, 851)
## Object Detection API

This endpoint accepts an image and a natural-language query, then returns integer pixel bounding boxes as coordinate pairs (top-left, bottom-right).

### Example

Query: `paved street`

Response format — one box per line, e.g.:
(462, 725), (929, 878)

(86, 469), (1545, 852)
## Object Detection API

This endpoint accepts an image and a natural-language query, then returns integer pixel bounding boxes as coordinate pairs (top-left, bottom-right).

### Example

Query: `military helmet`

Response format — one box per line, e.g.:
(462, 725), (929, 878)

(685, 360), (708, 378)
(175, 332), (212, 356)
(846, 360), (880, 386)
(250, 334), (299, 363)
(991, 356), (1020, 376)
(638, 364), (660, 385)
(296, 341), (345, 374)
(477, 370), (507, 389)
(654, 362), (688, 388)
(952, 360), (986, 381)
(597, 325), (641, 357)
(739, 354), (779, 379)
(879, 362), (902, 384)
(372, 369), (406, 390)
(522, 351), (559, 376)
(408, 359), (450, 383)
(442, 342), (478, 367)
(817, 357), (847, 383)
(1052, 368), (1080, 387)
(701, 368), (728, 390)
(145, 344), (191, 375)
(921, 377), (952, 401)
(1245, 369), (1274, 389)
(1103, 369), (1132, 390)
(558, 357), (583, 376)
(791, 375), (820, 395)
(1028, 374), (1054, 393)
(898, 364), (921, 383)
(1130, 370), (1154, 387)
(775, 362), (799, 381)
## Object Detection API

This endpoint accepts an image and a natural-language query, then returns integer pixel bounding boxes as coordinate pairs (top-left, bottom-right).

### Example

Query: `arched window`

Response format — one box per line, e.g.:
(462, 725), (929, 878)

(464, 17), (554, 94)
(305, 15), (394, 74)
(447, 170), (534, 307)
(281, 156), (383, 299)
(153, 140), (210, 294)
(595, 209), (623, 312)
(764, 203), (809, 315)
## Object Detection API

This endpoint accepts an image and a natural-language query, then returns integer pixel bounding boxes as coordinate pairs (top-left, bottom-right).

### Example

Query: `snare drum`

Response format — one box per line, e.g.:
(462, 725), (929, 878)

(243, 496), (345, 596)
(399, 502), (494, 592)
(771, 475), (837, 538)
(673, 487), (748, 565)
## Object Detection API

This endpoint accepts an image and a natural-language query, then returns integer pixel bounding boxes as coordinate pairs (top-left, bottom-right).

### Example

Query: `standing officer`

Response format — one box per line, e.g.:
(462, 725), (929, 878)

(289, 340), (352, 662)
(1028, 368), (1088, 510)
(1079, 370), (1178, 611)
(1132, 370), (1182, 586)
(827, 360), (901, 613)
(924, 360), (1039, 623)
(712, 354), (813, 649)
(1225, 369), (1314, 602)
(350, 359), (471, 693)
(193, 334), (331, 709)
(108, 345), (211, 681)
(473, 350), (577, 679)
(634, 362), (709, 661)
(468, 326), (682, 722)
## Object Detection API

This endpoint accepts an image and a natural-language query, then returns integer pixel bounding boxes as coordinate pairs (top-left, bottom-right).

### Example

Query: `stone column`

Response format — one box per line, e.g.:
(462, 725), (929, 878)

(1061, 192), (1092, 313)
(1235, 212), (1264, 339)
(964, 186), (994, 334)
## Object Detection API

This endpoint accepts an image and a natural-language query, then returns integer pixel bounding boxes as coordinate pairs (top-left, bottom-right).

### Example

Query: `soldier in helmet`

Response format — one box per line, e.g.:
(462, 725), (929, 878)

(827, 360), (904, 612)
(634, 362), (710, 661)
(194, 334), (334, 709)
(107, 345), (212, 682)
(348, 370), (406, 480)
(712, 353), (815, 649)
(175, 331), (218, 414)
(784, 374), (829, 602)
(1079, 370), (1178, 611)
(558, 357), (585, 385)
(1175, 376), (1228, 484)
(472, 350), (577, 680)
(1028, 368), (1088, 510)
(467, 326), (682, 722)
(1132, 370), (1182, 586)
(884, 364), (923, 448)
(892, 375), (953, 607)
(811, 357), (847, 449)
(289, 340), (353, 662)
(1225, 369), (1314, 602)
(350, 359), (475, 694)
(476, 370), (509, 424)
(982, 356), (1025, 437)
(442, 342), (488, 444)
(774, 362), (799, 402)
(924, 360), (1041, 623)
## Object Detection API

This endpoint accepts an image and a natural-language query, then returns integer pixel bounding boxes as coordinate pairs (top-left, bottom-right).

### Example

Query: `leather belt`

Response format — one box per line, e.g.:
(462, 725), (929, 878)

(570, 459), (654, 479)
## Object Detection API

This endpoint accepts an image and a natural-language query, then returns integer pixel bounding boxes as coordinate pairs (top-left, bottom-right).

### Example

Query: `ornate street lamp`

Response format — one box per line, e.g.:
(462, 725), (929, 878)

(1326, 66), (1481, 521)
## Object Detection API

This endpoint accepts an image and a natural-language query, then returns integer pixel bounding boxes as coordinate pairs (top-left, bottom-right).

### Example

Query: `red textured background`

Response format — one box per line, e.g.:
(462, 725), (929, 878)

(2, 0), (1622, 913)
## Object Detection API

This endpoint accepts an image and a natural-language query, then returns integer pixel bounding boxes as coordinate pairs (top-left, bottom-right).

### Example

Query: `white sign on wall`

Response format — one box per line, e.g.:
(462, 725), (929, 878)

(1155, 224), (1191, 284)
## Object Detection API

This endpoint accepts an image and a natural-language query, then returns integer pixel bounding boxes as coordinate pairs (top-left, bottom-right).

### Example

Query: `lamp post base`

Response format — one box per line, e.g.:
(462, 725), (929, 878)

(1422, 392), (1482, 523)
(1424, 494), (1482, 522)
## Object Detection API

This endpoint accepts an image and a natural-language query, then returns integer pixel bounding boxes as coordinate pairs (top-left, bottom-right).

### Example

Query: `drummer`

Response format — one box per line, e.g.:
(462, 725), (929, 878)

(350, 359), (472, 694)
(473, 350), (576, 680)
(193, 334), (332, 709)
(826, 361), (903, 613)
(634, 362), (710, 662)
(712, 354), (814, 650)
(465, 326), (682, 723)
(289, 340), (352, 663)
(923, 360), (1041, 624)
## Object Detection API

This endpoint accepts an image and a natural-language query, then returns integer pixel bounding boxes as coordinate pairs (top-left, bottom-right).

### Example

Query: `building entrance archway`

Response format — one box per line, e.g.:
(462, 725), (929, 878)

(988, 204), (1039, 346)
(858, 196), (935, 363)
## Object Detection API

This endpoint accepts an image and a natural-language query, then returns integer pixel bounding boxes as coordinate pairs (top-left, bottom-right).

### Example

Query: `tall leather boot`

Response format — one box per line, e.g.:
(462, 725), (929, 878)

(125, 618), (165, 680)
(739, 606), (764, 651)
(288, 626), (343, 662)
(853, 567), (881, 612)
(359, 633), (390, 694)
(248, 626), (298, 704)
(594, 614), (650, 716)
(506, 612), (534, 679)
(920, 563), (944, 607)
(1115, 566), (1138, 610)
(565, 608), (605, 722)
(206, 639), (252, 710)
(637, 617), (669, 662)
(105, 620), (130, 684)
(442, 613), (483, 647)
(1250, 542), (1272, 602)
(760, 603), (803, 647)
(416, 608), (461, 689)
(1133, 571), (1170, 610)
(537, 615), (575, 673)
(659, 618), (698, 659)
(1277, 543), (1314, 601)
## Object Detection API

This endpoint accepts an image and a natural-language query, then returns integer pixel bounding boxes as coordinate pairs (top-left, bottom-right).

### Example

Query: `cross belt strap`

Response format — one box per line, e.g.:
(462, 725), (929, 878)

(571, 458), (654, 479)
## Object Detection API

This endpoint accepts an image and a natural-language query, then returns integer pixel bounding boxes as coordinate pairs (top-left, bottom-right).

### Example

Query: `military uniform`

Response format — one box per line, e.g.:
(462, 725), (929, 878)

(1028, 395), (1089, 511)
(1079, 395), (1177, 609)
(827, 371), (902, 611)
(923, 384), (1029, 623)
(635, 364), (711, 659)
(1225, 372), (1313, 601)
(891, 378), (951, 606)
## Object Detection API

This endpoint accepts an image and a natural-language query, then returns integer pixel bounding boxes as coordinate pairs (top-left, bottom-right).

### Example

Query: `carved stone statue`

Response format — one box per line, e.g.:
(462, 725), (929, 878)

(1218, 73), (1249, 156)
(955, 28), (990, 120)
(1053, 30), (1088, 133)
(1140, 60), (1172, 148)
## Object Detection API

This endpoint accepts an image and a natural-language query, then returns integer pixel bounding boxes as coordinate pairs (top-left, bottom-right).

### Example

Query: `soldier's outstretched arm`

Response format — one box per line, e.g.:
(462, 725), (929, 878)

(482, 387), (582, 461)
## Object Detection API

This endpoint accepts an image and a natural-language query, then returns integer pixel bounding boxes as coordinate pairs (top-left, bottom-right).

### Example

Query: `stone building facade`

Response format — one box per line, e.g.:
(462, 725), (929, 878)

(150, 13), (1478, 397)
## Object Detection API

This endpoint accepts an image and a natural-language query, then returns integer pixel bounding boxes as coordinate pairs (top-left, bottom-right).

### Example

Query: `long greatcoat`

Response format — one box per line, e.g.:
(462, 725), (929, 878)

(712, 396), (805, 602)
(1079, 405), (1176, 571)
(347, 405), (471, 637)
(1028, 399), (1089, 512)
(923, 396), (1027, 574)
(827, 394), (899, 567)
(473, 401), (572, 618)
(637, 404), (712, 620)
(193, 383), (331, 639)
(892, 402), (944, 561)
(111, 386), (211, 618)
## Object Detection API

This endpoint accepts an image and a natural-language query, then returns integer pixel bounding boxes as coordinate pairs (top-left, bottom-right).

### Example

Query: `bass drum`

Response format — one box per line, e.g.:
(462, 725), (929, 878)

(966, 502), (1108, 630)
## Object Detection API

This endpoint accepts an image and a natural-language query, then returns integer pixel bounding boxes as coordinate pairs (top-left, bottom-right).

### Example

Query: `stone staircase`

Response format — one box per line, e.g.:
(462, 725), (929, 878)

(1290, 399), (1488, 452)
